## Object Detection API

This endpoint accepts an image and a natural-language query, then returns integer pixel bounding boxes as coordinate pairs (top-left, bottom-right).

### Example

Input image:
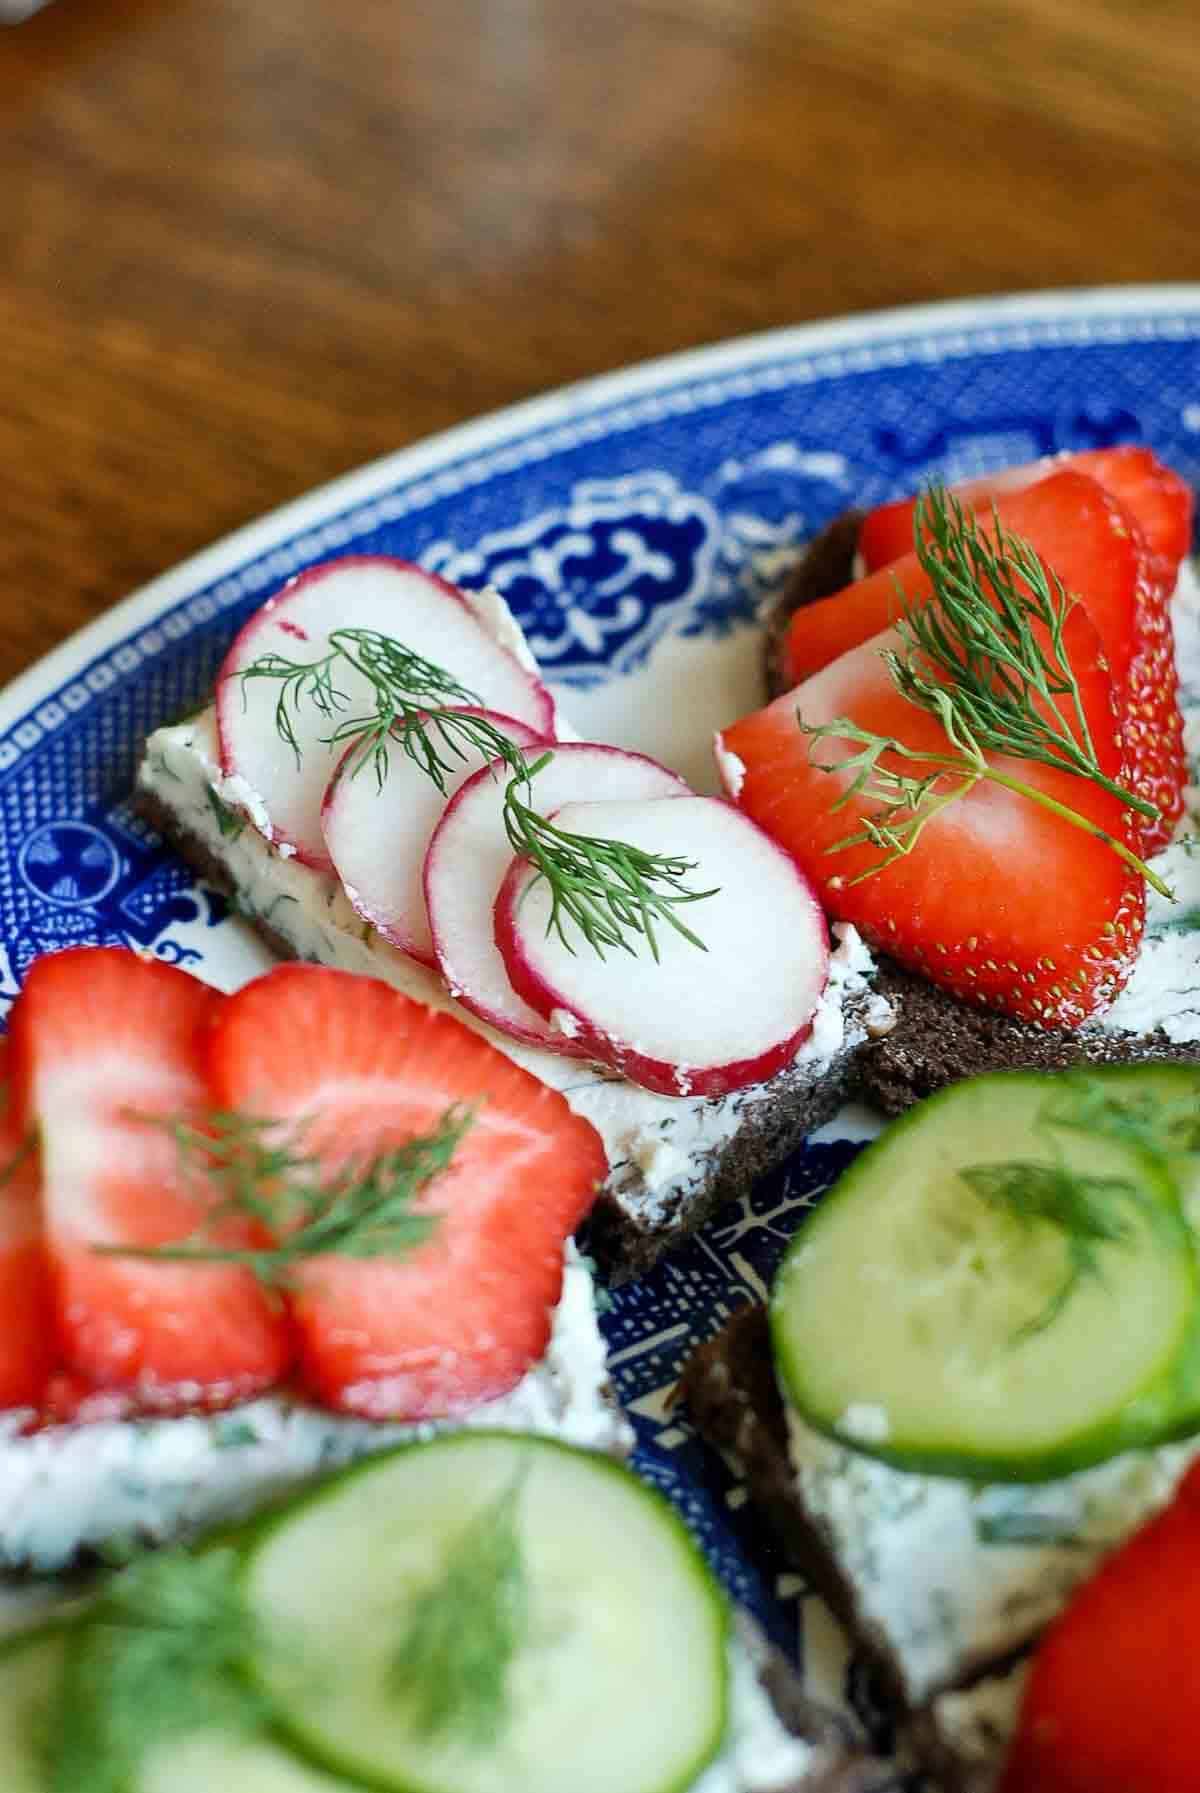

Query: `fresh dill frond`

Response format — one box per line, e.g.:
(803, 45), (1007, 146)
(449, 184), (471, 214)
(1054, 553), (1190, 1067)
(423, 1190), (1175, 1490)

(239, 627), (485, 791)
(42, 1548), (270, 1793)
(800, 484), (1171, 896)
(391, 1468), (530, 1749)
(242, 629), (719, 956)
(959, 1156), (1149, 1341)
(1043, 1073), (1200, 1161)
(503, 754), (717, 962)
(97, 1106), (472, 1286)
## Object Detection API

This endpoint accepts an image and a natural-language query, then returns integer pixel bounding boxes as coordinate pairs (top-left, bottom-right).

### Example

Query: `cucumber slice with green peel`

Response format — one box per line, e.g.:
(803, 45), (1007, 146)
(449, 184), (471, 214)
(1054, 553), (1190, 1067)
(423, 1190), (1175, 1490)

(771, 1070), (1198, 1482)
(138, 1729), (352, 1793)
(0, 1622), (350, 1793)
(1043, 1064), (1200, 1444)
(242, 1431), (730, 1793)
(0, 1625), (69, 1793)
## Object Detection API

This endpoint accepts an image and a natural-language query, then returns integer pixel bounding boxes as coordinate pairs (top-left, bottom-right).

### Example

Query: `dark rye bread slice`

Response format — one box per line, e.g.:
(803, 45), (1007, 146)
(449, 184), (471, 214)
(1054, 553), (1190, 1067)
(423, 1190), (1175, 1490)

(135, 782), (875, 1280)
(679, 1305), (1016, 1793)
(768, 514), (1200, 1113)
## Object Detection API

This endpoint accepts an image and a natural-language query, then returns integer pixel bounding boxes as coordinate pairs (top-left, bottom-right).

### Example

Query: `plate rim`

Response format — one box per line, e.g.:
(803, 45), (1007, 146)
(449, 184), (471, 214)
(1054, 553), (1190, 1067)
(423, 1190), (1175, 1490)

(6, 280), (1200, 732)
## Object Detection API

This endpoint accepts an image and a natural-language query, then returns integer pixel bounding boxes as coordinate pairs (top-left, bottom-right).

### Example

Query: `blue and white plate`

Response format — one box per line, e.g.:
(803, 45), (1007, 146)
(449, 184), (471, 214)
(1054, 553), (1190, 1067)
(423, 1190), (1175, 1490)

(5, 288), (1200, 1774)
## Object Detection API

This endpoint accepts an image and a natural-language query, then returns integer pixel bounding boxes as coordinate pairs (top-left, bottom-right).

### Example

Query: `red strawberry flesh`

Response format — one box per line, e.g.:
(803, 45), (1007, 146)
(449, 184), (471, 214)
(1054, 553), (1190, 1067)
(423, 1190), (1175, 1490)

(858, 444), (1193, 573)
(204, 965), (608, 1421)
(0, 1041), (53, 1412)
(8, 948), (289, 1414)
(720, 601), (1145, 1028)
(998, 1459), (1200, 1792)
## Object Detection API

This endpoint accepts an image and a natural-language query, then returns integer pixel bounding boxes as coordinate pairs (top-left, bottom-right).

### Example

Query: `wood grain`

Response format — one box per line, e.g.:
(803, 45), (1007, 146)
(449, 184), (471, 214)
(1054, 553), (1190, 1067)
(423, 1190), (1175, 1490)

(2, 0), (1198, 685)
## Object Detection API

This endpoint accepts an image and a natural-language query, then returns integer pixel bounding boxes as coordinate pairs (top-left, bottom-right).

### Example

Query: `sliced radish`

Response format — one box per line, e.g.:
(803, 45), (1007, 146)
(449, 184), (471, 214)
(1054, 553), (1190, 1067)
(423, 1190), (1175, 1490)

(425, 744), (690, 1052)
(496, 796), (829, 1097)
(321, 708), (549, 967)
(216, 557), (556, 869)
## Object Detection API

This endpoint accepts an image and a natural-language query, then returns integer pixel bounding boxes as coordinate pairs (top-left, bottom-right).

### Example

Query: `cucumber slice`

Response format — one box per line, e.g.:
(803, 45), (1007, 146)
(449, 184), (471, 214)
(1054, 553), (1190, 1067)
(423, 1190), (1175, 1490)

(138, 1728), (350, 1793)
(771, 1070), (1197, 1481)
(0, 1624), (68, 1792)
(242, 1431), (729, 1793)
(1041, 1064), (1200, 1444)
(0, 1621), (349, 1793)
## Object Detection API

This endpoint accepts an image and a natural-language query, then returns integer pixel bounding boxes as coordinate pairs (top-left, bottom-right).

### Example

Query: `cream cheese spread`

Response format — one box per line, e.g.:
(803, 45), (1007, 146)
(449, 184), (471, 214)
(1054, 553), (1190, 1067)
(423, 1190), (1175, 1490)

(785, 1407), (1198, 1706)
(0, 1243), (628, 1580)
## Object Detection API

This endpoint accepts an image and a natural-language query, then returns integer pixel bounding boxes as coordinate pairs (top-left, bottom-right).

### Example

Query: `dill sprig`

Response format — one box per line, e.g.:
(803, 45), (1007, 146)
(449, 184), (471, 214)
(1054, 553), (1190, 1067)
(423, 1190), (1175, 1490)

(800, 485), (1171, 897)
(1043, 1073), (1200, 1161)
(96, 1106), (471, 1286)
(42, 1548), (271, 1793)
(960, 1157), (1144, 1341)
(503, 753), (717, 960)
(240, 628), (484, 793)
(391, 1468), (529, 1748)
(241, 629), (717, 957)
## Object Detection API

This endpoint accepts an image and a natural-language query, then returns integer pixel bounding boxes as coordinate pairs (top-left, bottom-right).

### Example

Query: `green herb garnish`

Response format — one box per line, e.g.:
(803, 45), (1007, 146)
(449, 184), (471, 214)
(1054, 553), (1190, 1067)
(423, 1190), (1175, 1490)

(391, 1469), (530, 1749)
(204, 785), (246, 841)
(240, 630), (716, 959)
(800, 485), (1170, 896)
(43, 1548), (270, 1793)
(1044, 1074), (1200, 1160)
(96, 1106), (469, 1286)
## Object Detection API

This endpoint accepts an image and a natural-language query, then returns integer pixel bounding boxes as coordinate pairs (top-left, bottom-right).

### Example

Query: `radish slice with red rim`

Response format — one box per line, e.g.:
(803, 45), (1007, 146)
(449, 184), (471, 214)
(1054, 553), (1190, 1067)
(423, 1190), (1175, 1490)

(216, 557), (556, 870)
(495, 796), (830, 1097)
(321, 708), (550, 968)
(425, 743), (690, 1053)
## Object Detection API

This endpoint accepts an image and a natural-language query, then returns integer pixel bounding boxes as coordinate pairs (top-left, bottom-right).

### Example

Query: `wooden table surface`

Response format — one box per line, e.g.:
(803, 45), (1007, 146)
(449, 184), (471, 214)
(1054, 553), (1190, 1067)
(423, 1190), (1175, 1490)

(4, 0), (1199, 689)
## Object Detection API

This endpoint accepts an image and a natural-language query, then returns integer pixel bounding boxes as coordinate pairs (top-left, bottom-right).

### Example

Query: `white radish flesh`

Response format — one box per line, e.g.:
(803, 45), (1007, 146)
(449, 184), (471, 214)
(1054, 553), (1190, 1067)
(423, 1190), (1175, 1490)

(425, 744), (690, 1052)
(216, 558), (556, 869)
(496, 796), (829, 1097)
(320, 709), (549, 968)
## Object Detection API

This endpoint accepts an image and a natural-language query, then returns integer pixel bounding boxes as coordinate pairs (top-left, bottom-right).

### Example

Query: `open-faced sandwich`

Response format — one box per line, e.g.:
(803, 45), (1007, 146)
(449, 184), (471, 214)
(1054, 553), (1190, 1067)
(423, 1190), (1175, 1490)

(721, 446), (1200, 1100)
(0, 1428), (884, 1792)
(681, 1059), (1200, 1790)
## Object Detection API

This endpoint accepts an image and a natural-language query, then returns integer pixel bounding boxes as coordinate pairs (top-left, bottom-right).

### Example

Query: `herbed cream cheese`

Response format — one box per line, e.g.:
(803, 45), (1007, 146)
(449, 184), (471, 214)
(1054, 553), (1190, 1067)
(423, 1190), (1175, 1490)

(785, 1407), (1198, 1707)
(0, 1244), (628, 1582)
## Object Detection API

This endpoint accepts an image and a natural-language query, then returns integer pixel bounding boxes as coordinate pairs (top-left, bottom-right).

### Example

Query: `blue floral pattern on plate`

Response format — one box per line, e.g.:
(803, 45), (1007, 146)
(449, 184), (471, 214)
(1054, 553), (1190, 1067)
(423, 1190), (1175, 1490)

(3, 293), (1199, 1778)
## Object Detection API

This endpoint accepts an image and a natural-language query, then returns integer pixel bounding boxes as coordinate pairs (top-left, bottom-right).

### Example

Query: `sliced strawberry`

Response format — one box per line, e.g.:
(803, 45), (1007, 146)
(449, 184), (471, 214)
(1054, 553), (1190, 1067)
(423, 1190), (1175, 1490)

(789, 469), (1187, 851)
(0, 1040), (54, 1413)
(858, 444), (1193, 575)
(8, 948), (289, 1414)
(204, 965), (608, 1421)
(998, 1459), (1200, 1792)
(719, 605), (1145, 1028)
(786, 471), (1142, 691)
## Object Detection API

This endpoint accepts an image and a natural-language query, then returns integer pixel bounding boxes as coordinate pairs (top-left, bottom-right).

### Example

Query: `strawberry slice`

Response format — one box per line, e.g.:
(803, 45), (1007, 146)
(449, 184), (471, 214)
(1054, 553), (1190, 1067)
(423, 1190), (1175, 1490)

(719, 605), (1145, 1028)
(787, 469), (1187, 850)
(0, 1040), (53, 1413)
(786, 471), (1143, 690)
(858, 444), (1193, 575)
(8, 948), (289, 1414)
(998, 1459), (1200, 1792)
(204, 965), (608, 1421)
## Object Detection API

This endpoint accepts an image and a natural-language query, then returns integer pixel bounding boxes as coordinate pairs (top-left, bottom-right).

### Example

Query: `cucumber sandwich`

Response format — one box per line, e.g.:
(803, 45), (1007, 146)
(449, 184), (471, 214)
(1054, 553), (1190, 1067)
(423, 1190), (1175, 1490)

(0, 1432), (881, 1793)
(682, 1063), (1200, 1791)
